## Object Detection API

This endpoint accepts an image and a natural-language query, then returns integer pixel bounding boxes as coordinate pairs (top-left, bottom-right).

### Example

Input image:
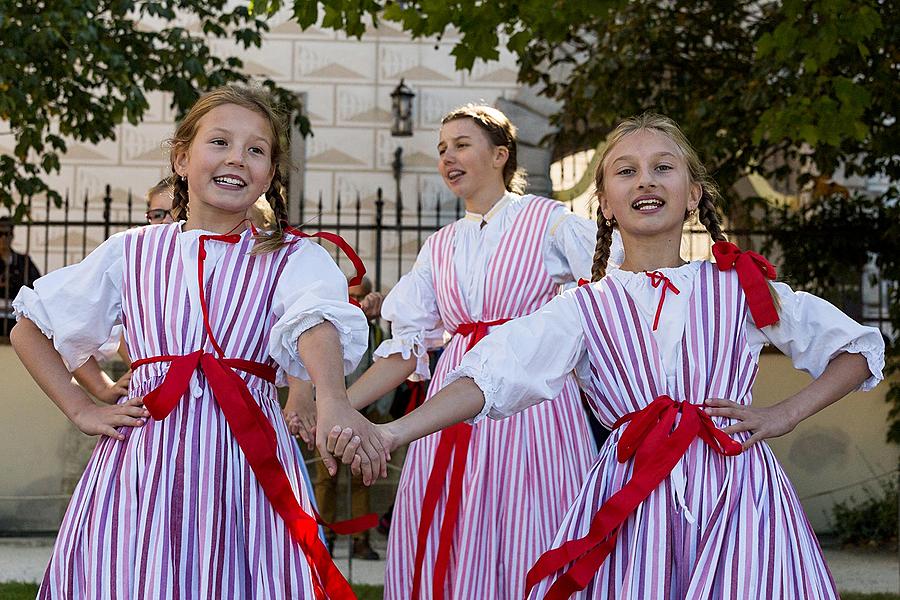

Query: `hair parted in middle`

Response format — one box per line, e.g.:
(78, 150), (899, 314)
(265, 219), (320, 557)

(441, 104), (527, 194)
(166, 84), (292, 255)
(589, 112), (727, 282)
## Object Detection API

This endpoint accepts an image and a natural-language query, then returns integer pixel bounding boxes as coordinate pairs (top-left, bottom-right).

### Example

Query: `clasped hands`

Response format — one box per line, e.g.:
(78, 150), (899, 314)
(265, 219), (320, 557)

(314, 399), (399, 487)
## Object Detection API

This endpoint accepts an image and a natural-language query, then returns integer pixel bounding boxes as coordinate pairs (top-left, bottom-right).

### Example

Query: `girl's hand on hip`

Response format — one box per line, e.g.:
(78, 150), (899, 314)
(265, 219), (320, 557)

(93, 370), (132, 405)
(71, 396), (150, 441)
(704, 398), (799, 451)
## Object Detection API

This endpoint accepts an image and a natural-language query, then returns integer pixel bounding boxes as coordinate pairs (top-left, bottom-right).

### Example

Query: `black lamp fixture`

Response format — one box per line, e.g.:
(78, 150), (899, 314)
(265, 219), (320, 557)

(390, 79), (415, 137)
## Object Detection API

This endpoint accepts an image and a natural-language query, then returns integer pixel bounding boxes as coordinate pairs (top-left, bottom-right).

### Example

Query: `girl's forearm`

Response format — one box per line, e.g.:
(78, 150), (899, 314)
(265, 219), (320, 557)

(781, 352), (872, 426)
(296, 321), (349, 405)
(347, 353), (417, 410)
(10, 317), (95, 421)
(388, 377), (485, 446)
(72, 357), (114, 398)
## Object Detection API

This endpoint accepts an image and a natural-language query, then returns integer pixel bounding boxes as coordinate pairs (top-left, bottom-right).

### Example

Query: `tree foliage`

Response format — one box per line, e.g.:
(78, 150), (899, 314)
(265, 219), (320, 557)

(0, 0), (306, 216)
(265, 0), (896, 201)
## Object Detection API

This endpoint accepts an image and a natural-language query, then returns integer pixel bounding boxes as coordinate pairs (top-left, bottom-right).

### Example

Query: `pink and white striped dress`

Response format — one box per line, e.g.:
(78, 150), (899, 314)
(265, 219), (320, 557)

(14, 223), (367, 599)
(451, 260), (885, 599)
(381, 195), (600, 599)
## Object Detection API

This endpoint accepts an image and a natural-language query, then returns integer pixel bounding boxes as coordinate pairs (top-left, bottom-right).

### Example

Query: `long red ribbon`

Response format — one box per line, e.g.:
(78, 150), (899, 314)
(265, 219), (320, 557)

(130, 230), (367, 600)
(712, 241), (779, 328)
(409, 318), (510, 600)
(284, 225), (367, 292)
(524, 395), (742, 600)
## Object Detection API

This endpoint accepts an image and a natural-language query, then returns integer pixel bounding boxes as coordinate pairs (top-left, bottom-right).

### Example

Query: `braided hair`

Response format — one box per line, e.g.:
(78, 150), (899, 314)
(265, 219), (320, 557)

(589, 113), (727, 281)
(166, 84), (292, 255)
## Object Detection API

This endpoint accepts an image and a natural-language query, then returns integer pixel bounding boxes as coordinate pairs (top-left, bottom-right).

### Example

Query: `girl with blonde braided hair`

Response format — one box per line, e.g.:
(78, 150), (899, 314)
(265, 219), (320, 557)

(343, 112), (884, 599)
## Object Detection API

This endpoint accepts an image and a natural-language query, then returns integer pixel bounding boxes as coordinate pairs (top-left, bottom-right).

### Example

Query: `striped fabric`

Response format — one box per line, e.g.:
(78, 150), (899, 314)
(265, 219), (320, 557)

(385, 196), (597, 599)
(39, 225), (320, 599)
(530, 261), (838, 599)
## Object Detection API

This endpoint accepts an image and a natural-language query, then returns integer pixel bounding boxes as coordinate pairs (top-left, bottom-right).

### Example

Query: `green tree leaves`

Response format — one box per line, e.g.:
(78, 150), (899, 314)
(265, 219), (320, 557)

(0, 0), (305, 211)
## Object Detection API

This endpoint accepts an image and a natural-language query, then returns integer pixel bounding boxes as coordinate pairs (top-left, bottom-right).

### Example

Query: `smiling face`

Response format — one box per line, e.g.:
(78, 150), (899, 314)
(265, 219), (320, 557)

(437, 118), (509, 200)
(598, 129), (701, 241)
(173, 103), (275, 221)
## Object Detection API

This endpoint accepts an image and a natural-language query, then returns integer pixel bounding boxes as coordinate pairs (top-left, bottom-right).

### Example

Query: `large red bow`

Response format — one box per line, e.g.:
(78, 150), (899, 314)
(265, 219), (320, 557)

(524, 396), (742, 599)
(712, 241), (779, 328)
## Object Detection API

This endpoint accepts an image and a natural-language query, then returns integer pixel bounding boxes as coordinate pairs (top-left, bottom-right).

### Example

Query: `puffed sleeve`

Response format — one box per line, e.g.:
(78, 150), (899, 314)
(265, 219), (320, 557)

(444, 289), (587, 422)
(374, 236), (443, 380)
(543, 206), (625, 283)
(269, 239), (369, 380)
(745, 281), (885, 391)
(13, 232), (126, 371)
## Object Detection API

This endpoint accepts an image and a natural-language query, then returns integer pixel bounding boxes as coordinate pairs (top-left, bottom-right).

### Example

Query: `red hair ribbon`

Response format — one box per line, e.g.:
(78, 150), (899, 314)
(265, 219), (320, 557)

(524, 396), (742, 599)
(712, 241), (779, 328)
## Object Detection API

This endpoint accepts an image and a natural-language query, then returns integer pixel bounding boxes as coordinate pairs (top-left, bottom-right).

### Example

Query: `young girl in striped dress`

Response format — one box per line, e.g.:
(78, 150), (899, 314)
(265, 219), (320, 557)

(341, 104), (622, 600)
(337, 113), (885, 599)
(11, 85), (384, 599)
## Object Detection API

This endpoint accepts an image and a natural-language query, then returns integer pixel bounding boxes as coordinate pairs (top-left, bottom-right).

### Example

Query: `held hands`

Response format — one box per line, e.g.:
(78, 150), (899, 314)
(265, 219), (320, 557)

(704, 398), (800, 451)
(71, 396), (150, 441)
(326, 421), (401, 481)
(316, 398), (390, 487)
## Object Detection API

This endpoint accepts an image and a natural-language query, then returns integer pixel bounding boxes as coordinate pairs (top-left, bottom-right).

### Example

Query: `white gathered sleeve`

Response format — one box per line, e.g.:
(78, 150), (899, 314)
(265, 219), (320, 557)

(268, 240), (369, 381)
(543, 208), (625, 284)
(445, 290), (587, 423)
(374, 238), (443, 381)
(746, 281), (885, 391)
(12, 232), (126, 371)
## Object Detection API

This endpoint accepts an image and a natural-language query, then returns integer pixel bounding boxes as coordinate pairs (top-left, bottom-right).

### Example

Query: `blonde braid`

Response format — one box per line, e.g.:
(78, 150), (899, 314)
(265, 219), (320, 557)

(250, 167), (290, 255)
(697, 189), (727, 243)
(590, 215), (614, 282)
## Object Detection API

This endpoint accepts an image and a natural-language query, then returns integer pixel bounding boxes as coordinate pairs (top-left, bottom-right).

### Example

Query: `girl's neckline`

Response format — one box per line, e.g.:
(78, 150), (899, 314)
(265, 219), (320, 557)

(611, 260), (704, 277)
(176, 220), (253, 237)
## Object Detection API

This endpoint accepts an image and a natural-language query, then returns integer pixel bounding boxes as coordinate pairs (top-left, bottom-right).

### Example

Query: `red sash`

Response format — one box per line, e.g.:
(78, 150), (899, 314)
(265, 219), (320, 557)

(409, 318), (510, 600)
(524, 395), (742, 600)
(132, 230), (367, 600)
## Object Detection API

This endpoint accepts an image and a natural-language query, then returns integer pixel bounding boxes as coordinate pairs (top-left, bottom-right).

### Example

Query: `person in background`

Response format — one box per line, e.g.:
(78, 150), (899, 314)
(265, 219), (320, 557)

(0, 216), (41, 336)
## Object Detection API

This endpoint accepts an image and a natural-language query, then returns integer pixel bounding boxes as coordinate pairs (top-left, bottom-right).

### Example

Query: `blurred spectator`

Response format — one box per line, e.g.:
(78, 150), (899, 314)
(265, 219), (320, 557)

(0, 216), (41, 336)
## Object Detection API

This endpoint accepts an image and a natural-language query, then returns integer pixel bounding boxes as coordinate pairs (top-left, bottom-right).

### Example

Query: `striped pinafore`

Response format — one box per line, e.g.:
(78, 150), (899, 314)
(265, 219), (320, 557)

(39, 225), (348, 599)
(385, 196), (597, 600)
(526, 261), (837, 599)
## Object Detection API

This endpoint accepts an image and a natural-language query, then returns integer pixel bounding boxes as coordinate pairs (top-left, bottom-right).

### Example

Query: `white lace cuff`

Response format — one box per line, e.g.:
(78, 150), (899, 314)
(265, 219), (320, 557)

(841, 338), (886, 392)
(270, 310), (367, 380)
(444, 362), (501, 424)
(374, 335), (431, 381)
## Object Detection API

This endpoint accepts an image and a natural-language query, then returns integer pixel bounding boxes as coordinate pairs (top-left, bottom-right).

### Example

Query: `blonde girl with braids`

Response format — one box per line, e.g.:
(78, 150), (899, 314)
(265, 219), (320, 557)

(325, 103), (622, 600)
(338, 113), (884, 599)
(11, 84), (384, 599)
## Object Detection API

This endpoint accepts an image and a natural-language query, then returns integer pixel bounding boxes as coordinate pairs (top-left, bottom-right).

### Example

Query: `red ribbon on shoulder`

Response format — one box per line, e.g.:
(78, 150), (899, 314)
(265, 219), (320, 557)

(712, 241), (779, 328)
(284, 225), (367, 303)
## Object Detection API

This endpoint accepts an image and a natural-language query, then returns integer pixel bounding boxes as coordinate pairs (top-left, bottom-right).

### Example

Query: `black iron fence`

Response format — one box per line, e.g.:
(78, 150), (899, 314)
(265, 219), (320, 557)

(0, 185), (894, 340)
